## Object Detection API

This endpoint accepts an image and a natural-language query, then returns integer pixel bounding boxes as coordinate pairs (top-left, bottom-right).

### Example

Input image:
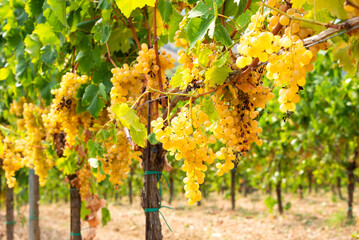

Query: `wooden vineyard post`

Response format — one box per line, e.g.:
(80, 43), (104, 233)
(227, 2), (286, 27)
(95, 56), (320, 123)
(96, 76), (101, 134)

(140, 92), (167, 240)
(231, 168), (236, 210)
(276, 159), (283, 215)
(347, 160), (356, 219)
(68, 174), (82, 240)
(169, 172), (174, 204)
(29, 169), (40, 240)
(6, 183), (14, 240)
(128, 167), (133, 205)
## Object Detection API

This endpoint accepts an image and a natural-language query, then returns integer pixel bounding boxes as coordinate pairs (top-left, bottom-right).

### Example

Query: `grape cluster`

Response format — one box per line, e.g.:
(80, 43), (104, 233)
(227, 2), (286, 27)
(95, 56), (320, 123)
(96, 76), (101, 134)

(23, 103), (53, 186)
(43, 72), (91, 146)
(152, 106), (216, 205)
(101, 130), (140, 186)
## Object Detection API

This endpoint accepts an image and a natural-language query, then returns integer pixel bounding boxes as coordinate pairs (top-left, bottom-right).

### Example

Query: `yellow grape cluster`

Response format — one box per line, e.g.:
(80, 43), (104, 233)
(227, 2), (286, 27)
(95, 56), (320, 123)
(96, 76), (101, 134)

(23, 103), (53, 186)
(236, 13), (277, 67)
(10, 97), (26, 131)
(152, 106), (216, 205)
(43, 72), (91, 146)
(210, 71), (274, 175)
(101, 130), (140, 186)
(0, 136), (26, 187)
(174, 18), (189, 48)
(110, 44), (175, 105)
(77, 162), (92, 199)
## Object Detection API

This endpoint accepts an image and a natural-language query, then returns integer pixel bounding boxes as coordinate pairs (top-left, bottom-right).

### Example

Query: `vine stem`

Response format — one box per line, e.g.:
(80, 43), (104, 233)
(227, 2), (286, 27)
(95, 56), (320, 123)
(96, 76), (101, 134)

(128, 17), (141, 51)
(143, 7), (152, 47)
(106, 42), (117, 68)
(262, 3), (328, 27)
(218, 14), (242, 30)
(131, 91), (149, 109)
(153, 1), (168, 109)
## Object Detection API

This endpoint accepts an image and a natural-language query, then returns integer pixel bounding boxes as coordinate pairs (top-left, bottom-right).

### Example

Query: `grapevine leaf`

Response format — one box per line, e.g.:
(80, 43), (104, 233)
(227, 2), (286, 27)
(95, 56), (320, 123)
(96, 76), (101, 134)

(96, 129), (111, 142)
(93, 64), (112, 92)
(76, 50), (94, 73)
(224, 0), (240, 16)
(114, 0), (156, 18)
(40, 45), (58, 65)
(82, 85), (98, 106)
(291, 0), (306, 8)
(158, 0), (172, 23)
(205, 65), (231, 86)
(197, 48), (212, 67)
(98, 0), (112, 9)
(112, 103), (147, 147)
(87, 97), (105, 118)
(213, 51), (229, 68)
(201, 98), (220, 121)
(188, 2), (212, 19)
(170, 67), (191, 90)
(92, 19), (112, 44)
(25, 0), (45, 17)
(186, 17), (215, 49)
(47, 0), (68, 27)
(81, 201), (91, 220)
(0, 68), (10, 81)
(56, 151), (78, 175)
(98, 83), (107, 100)
(168, 9), (183, 41)
(87, 140), (103, 158)
(214, 24), (232, 48)
(24, 34), (41, 59)
(34, 23), (60, 45)
(169, 66), (183, 88)
(107, 28), (131, 53)
(76, 18), (98, 33)
(102, 207), (111, 226)
(148, 132), (159, 144)
(236, 10), (251, 28)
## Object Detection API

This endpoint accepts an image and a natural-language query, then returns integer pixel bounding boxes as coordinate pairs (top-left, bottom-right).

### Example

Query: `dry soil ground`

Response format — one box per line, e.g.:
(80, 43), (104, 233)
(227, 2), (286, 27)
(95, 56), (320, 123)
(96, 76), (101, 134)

(1, 192), (359, 240)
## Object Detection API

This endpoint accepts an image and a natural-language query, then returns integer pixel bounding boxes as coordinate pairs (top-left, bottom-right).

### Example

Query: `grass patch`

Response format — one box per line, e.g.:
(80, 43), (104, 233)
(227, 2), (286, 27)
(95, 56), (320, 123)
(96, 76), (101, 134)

(327, 210), (356, 227)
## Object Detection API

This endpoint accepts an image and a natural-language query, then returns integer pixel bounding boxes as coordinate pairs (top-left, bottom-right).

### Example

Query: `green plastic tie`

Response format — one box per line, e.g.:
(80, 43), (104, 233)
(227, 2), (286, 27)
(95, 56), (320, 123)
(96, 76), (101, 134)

(70, 232), (81, 236)
(144, 171), (173, 232)
(30, 215), (39, 220)
(70, 188), (78, 191)
(5, 220), (16, 225)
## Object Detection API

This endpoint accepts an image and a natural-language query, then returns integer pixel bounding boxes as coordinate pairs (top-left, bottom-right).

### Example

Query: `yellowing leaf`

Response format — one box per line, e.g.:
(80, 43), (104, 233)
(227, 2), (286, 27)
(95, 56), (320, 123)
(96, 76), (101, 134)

(115, 0), (156, 18)
(205, 66), (231, 87)
(0, 68), (10, 80)
(112, 103), (147, 147)
(291, 0), (306, 9)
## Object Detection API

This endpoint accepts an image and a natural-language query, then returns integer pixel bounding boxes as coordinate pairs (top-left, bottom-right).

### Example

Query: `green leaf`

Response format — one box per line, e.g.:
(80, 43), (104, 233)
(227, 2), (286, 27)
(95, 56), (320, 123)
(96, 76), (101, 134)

(88, 97), (105, 118)
(214, 24), (232, 48)
(213, 51), (229, 68)
(92, 19), (113, 44)
(158, 0), (172, 23)
(0, 68), (11, 81)
(112, 103), (147, 147)
(236, 10), (251, 28)
(47, 0), (68, 27)
(82, 85), (98, 106)
(96, 129), (111, 142)
(201, 98), (220, 121)
(81, 201), (91, 220)
(205, 65), (231, 86)
(115, 0), (156, 18)
(148, 132), (159, 145)
(76, 18), (98, 32)
(40, 45), (58, 65)
(34, 23), (60, 45)
(93, 64), (113, 92)
(98, 83), (107, 100)
(25, 0), (45, 17)
(170, 67), (191, 90)
(107, 28), (131, 53)
(98, 0), (112, 9)
(76, 50), (94, 73)
(198, 48), (212, 67)
(56, 150), (78, 175)
(101, 207), (111, 226)
(188, 2), (212, 18)
(87, 140), (103, 158)
(168, 9), (183, 41)
(24, 34), (41, 59)
(186, 17), (215, 49)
